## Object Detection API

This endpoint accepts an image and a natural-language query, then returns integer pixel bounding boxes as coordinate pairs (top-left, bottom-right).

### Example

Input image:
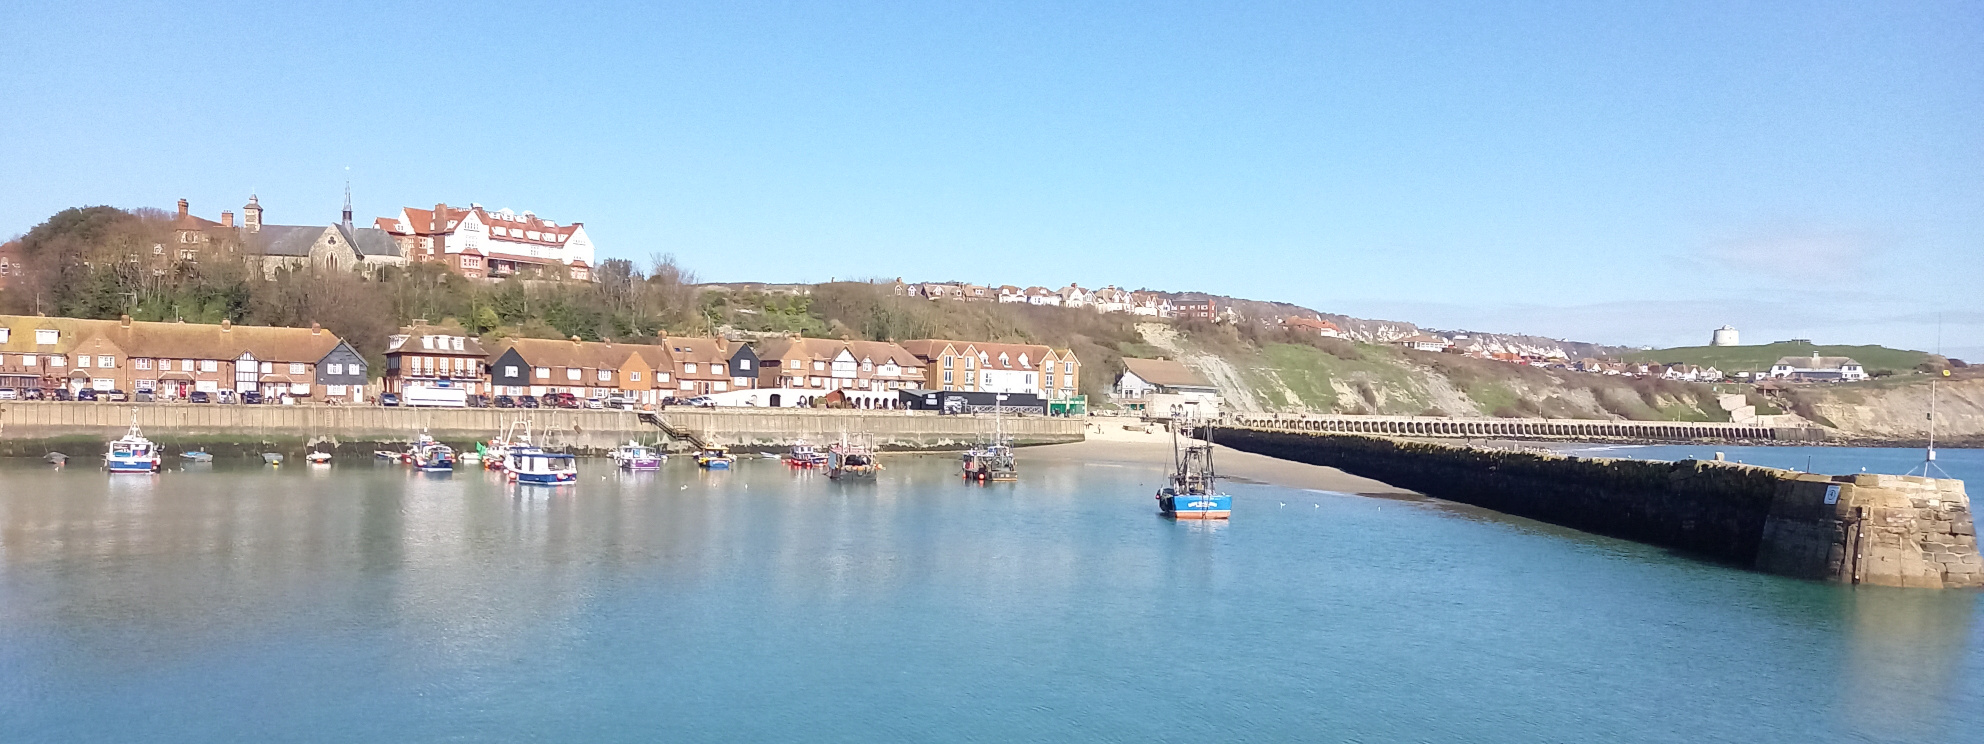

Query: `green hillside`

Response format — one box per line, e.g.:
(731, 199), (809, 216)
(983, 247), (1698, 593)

(1624, 341), (1935, 376)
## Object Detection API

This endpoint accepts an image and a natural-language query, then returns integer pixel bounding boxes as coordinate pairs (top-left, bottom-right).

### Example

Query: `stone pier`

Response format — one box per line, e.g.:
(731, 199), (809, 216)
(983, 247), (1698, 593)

(1215, 428), (1980, 588)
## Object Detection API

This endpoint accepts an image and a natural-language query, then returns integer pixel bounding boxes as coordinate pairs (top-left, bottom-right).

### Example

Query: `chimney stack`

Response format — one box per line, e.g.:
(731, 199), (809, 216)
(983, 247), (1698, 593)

(221, 319), (232, 331)
(177, 199), (189, 218)
(311, 322), (322, 336)
(120, 314), (132, 328)
(221, 211), (234, 227)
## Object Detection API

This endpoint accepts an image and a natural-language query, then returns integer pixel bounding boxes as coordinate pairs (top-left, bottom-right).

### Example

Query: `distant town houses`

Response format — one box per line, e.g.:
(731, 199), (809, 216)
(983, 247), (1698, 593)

(1392, 333), (1453, 353)
(889, 280), (1229, 322)
(1769, 353), (1868, 382)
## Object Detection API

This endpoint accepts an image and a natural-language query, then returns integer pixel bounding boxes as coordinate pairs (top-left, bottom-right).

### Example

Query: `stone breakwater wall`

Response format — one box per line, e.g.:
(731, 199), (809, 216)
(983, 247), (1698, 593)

(0, 402), (1082, 457)
(1214, 428), (1980, 589)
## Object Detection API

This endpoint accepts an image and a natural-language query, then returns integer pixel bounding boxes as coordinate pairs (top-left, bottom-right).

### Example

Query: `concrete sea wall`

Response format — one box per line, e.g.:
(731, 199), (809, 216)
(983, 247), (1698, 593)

(1215, 428), (1980, 589)
(1224, 413), (1827, 442)
(0, 402), (1084, 458)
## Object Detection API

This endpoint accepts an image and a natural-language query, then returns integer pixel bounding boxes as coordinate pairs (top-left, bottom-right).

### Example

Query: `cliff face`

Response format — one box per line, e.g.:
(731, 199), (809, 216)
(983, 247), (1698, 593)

(1799, 377), (1984, 442)
(1138, 324), (1729, 422)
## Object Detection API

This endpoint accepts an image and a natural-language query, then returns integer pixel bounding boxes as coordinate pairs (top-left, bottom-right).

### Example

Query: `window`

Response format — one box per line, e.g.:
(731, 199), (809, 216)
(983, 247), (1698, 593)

(788, 359), (801, 369)
(943, 371), (953, 383)
(349, 363), (364, 377)
(180, 249), (197, 261)
(629, 371), (640, 382)
(49, 355), (65, 367)
(260, 362), (273, 374)
(328, 363), (342, 375)
(98, 355), (113, 368)
(200, 360), (217, 372)
(597, 369), (610, 382)
(77, 355), (91, 368)
(738, 359), (751, 370)
(136, 358), (152, 370)
(22, 354), (35, 366)
(505, 365), (519, 377)
(714, 364), (726, 376)
(0, 329), (6, 343)
(812, 361), (825, 371)
(182, 359), (194, 371)
(861, 360), (873, 372)
(1064, 362), (1074, 374)
(289, 363), (306, 375)
(684, 363), (697, 374)
(36, 329), (57, 345)
(566, 368), (581, 381)
(535, 367), (550, 378)
(943, 356), (953, 369)
(1019, 354), (1029, 368)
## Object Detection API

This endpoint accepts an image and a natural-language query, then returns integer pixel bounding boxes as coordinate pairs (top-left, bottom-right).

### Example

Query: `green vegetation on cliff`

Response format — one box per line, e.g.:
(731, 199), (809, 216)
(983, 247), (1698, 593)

(1625, 341), (1938, 376)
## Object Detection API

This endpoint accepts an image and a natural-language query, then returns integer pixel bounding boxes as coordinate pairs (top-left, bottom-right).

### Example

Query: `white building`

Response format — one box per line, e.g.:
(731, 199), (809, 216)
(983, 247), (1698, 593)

(1711, 325), (1740, 347)
(1768, 353), (1868, 382)
(383, 202), (597, 281)
(1058, 284), (1091, 308)
(1115, 357), (1221, 420)
(1024, 287), (1061, 306)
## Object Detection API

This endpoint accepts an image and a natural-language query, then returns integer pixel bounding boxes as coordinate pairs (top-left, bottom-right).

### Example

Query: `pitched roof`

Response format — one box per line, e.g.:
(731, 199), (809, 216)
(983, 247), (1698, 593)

(758, 337), (922, 367)
(1119, 358), (1212, 388)
(899, 339), (1049, 370)
(386, 328), (487, 356)
(491, 337), (651, 371)
(246, 225), (329, 257)
(0, 315), (342, 362)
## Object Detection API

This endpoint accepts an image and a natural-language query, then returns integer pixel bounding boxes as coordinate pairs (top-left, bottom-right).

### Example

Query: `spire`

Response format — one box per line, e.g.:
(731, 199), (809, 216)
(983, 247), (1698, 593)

(341, 179), (354, 231)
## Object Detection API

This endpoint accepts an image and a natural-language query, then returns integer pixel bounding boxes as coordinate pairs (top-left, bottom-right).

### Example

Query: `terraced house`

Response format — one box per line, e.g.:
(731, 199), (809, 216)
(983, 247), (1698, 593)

(383, 321), (489, 396)
(484, 336), (749, 403)
(898, 340), (1079, 400)
(0, 315), (366, 402)
(754, 338), (927, 397)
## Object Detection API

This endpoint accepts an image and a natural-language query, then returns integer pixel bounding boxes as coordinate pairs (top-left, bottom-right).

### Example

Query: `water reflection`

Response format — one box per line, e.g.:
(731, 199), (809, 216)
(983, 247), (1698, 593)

(0, 455), (1978, 743)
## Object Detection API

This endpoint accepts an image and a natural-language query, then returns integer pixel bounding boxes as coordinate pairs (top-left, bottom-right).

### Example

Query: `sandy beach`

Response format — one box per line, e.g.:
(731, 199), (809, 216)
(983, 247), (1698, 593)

(1026, 419), (1416, 496)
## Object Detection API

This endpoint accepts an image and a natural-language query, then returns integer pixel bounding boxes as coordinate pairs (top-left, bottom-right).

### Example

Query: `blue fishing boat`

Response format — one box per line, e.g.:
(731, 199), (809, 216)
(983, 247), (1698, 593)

(104, 413), (161, 474)
(508, 450), (577, 486)
(412, 436), (456, 472)
(1156, 422), (1230, 519)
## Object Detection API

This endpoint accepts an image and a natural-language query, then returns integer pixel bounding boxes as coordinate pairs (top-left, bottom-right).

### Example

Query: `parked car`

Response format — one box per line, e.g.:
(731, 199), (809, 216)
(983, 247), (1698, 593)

(378, 393), (401, 407)
(466, 394), (490, 408)
(684, 396), (716, 407)
(518, 395), (540, 409)
(217, 390), (236, 404)
(189, 391), (212, 404)
(22, 388), (45, 400)
(584, 398), (606, 410)
(51, 389), (73, 401)
(76, 389), (99, 402)
(493, 395), (516, 409)
(104, 390), (128, 402)
(135, 392), (154, 402)
(605, 395), (635, 410)
(240, 391), (264, 405)
(0, 389), (16, 400)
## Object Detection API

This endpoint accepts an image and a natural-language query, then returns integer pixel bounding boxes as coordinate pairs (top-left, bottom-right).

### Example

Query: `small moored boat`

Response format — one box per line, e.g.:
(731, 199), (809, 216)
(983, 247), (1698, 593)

(306, 451), (333, 464)
(613, 441), (664, 471)
(783, 441), (828, 468)
(44, 452), (69, 467)
(411, 434), (455, 472)
(827, 437), (880, 481)
(180, 451), (214, 463)
(695, 446), (735, 469)
(508, 450), (578, 486)
(105, 413), (162, 474)
(261, 452), (284, 466)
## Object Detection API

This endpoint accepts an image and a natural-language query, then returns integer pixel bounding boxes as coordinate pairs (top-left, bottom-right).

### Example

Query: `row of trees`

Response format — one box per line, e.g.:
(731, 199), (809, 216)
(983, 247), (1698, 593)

(1, 207), (707, 370)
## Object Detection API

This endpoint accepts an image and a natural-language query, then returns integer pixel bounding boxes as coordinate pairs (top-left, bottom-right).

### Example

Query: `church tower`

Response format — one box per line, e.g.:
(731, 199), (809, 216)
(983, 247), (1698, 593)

(242, 195), (263, 233)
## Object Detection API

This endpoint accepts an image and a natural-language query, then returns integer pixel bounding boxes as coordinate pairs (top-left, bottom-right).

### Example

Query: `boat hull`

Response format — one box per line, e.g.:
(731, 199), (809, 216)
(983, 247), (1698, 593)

(618, 459), (663, 471)
(106, 459), (159, 474)
(515, 471), (578, 485)
(1157, 491), (1232, 520)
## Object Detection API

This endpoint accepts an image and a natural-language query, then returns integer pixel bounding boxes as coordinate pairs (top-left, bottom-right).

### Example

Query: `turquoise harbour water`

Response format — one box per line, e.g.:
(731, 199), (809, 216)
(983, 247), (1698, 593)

(1, 448), (1979, 743)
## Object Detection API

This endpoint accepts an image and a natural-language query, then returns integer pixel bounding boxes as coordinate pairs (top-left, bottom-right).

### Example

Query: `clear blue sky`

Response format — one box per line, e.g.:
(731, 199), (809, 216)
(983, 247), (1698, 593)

(3, 1), (1979, 357)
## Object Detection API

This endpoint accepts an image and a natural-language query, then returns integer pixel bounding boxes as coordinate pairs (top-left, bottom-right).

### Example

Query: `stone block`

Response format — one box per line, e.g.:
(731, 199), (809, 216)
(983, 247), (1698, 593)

(1955, 521), (1975, 536)
(1850, 473), (1886, 487)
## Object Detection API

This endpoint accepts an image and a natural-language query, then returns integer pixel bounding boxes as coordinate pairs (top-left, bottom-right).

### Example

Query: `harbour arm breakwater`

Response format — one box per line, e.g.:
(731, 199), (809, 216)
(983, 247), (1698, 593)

(1223, 413), (1826, 442)
(0, 402), (1083, 458)
(1214, 428), (1981, 589)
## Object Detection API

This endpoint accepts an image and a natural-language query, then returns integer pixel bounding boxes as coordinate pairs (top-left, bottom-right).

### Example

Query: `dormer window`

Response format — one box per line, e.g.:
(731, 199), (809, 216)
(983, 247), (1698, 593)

(35, 329), (57, 345)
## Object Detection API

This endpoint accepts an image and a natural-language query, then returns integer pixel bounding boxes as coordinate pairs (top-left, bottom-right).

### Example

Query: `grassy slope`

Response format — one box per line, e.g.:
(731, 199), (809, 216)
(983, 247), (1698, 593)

(1624, 341), (1933, 375)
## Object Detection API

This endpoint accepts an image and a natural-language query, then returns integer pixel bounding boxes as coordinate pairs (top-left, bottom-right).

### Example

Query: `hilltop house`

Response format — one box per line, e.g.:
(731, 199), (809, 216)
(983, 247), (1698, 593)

(1114, 357), (1220, 420)
(998, 285), (1027, 303)
(1058, 284), (1092, 308)
(379, 202), (596, 281)
(1768, 353), (1868, 382)
(1024, 287), (1062, 306)
(1393, 333), (1452, 353)
(1281, 316), (1343, 338)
